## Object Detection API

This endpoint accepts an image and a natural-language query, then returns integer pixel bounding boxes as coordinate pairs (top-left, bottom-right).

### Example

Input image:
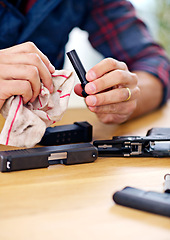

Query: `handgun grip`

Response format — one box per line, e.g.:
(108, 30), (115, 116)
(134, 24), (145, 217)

(113, 187), (170, 217)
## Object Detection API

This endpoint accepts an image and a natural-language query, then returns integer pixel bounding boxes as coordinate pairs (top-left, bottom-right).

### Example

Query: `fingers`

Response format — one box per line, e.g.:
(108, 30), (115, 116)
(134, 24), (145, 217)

(0, 64), (41, 102)
(0, 42), (55, 74)
(88, 100), (137, 115)
(85, 86), (140, 107)
(85, 85), (140, 124)
(85, 70), (138, 95)
(0, 42), (56, 109)
(74, 57), (141, 124)
(85, 58), (138, 96)
(0, 52), (53, 97)
(86, 58), (128, 82)
(75, 63), (138, 98)
(0, 79), (33, 105)
(94, 112), (131, 124)
(88, 100), (138, 124)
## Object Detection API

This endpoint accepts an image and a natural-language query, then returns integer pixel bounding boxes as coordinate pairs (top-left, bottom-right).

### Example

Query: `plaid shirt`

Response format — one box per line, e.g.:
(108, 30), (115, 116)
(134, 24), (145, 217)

(84, 0), (170, 104)
(1, 0), (170, 104)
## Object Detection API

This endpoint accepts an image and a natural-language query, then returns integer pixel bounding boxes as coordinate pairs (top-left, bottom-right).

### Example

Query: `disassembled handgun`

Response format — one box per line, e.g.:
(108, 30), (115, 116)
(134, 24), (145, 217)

(93, 128), (170, 157)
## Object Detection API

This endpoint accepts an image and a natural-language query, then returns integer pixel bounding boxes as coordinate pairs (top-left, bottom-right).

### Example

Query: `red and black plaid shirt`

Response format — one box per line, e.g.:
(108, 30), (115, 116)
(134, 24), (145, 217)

(22, 0), (37, 14)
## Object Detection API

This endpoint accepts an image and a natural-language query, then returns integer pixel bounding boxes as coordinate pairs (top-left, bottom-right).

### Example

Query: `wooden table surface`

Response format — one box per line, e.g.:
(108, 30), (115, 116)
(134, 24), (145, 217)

(0, 100), (170, 240)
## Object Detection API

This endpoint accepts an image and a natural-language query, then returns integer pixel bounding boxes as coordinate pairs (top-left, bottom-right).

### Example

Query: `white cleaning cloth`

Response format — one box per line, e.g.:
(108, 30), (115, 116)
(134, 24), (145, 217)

(0, 69), (74, 147)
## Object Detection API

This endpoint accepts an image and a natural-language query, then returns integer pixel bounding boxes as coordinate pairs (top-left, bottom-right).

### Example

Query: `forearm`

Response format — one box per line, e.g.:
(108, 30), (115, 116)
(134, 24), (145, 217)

(130, 71), (164, 119)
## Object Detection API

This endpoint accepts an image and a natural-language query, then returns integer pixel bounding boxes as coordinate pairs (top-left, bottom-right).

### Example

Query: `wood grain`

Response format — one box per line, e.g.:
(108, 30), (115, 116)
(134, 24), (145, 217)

(0, 101), (170, 240)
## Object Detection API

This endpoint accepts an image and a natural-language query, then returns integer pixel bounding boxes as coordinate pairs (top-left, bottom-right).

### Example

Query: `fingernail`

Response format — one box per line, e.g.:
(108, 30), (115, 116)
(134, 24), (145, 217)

(86, 70), (96, 81)
(86, 95), (97, 106)
(86, 82), (96, 94)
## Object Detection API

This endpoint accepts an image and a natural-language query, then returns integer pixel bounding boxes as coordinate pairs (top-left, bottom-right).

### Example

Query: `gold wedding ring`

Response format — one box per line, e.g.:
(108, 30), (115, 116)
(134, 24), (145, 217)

(125, 87), (131, 101)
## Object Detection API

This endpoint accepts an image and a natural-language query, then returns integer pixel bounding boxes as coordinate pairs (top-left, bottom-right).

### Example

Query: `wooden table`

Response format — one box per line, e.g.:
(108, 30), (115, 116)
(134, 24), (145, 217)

(0, 101), (170, 240)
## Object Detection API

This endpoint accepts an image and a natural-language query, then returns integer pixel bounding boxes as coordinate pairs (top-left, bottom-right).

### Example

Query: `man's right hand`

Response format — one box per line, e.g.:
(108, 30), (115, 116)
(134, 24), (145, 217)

(0, 42), (55, 110)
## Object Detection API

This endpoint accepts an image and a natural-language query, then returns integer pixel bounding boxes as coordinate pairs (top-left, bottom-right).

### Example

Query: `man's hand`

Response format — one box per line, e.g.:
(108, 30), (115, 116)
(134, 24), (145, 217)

(0, 42), (55, 110)
(74, 58), (140, 124)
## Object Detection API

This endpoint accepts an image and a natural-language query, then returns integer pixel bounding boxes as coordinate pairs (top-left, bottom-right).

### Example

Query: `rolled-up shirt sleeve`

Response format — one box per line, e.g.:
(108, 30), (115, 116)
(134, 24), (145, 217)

(81, 0), (170, 106)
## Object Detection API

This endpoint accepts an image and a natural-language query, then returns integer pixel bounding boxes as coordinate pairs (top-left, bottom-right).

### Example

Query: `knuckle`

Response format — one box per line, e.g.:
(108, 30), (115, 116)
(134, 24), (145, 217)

(116, 69), (125, 80)
(98, 113), (126, 124)
(120, 61), (128, 70)
(135, 86), (140, 97)
(42, 53), (49, 63)
(104, 58), (116, 68)
(21, 80), (32, 92)
(114, 115), (128, 124)
(30, 53), (41, 64)
(25, 41), (36, 52)
(29, 66), (39, 79)
(100, 118), (110, 124)
(131, 73), (138, 85)
(97, 114), (111, 124)
(20, 81), (33, 102)
(132, 86), (140, 100)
